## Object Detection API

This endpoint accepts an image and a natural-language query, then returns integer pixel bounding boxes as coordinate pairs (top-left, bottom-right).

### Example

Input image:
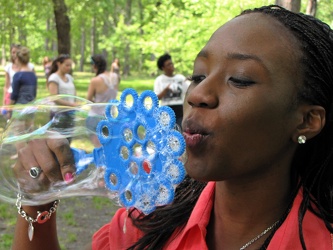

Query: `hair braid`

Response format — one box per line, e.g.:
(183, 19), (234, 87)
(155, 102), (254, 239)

(242, 5), (333, 249)
(127, 176), (207, 250)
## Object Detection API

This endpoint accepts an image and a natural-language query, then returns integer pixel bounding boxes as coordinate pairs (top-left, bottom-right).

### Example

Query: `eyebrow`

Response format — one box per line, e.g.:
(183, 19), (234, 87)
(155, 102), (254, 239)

(227, 52), (269, 72)
(196, 49), (269, 72)
(227, 52), (261, 62)
(197, 48), (262, 61)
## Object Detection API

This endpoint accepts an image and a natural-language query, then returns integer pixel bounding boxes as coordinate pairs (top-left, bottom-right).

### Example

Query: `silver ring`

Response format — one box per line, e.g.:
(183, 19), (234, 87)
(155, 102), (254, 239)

(29, 167), (42, 179)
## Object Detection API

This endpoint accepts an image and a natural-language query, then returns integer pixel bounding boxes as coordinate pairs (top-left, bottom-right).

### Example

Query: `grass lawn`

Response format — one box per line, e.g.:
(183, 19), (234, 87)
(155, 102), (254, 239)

(0, 69), (155, 248)
(0, 70), (155, 101)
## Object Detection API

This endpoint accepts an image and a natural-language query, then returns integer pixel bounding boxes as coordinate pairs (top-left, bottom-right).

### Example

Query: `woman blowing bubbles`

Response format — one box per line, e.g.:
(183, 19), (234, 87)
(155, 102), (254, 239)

(12, 5), (333, 250)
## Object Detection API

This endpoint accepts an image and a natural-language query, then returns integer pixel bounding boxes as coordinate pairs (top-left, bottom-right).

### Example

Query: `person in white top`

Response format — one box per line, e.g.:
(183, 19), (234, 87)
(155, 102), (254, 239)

(87, 54), (118, 147)
(47, 54), (77, 143)
(3, 44), (34, 110)
(48, 54), (76, 106)
(154, 53), (189, 128)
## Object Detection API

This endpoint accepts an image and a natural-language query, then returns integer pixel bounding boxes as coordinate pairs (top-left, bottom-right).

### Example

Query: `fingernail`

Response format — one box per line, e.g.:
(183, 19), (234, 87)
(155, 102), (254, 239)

(64, 172), (74, 183)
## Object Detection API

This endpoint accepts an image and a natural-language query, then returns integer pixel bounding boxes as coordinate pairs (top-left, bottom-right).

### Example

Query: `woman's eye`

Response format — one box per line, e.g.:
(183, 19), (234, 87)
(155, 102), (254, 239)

(187, 75), (206, 84)
(229, 77), (255, 87)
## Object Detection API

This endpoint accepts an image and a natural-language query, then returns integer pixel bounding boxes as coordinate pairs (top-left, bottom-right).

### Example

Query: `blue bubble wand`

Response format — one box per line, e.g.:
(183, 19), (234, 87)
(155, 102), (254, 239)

(0, 89), (186, 214)
(72, 89), (186, 214)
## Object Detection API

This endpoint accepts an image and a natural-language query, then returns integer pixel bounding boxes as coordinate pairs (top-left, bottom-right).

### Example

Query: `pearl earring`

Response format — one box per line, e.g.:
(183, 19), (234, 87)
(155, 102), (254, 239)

(298, 135), (306, 144)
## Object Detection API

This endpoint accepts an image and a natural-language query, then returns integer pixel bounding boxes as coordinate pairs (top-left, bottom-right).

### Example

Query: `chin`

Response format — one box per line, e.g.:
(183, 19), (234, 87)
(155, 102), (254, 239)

(185, 163), (210, 182)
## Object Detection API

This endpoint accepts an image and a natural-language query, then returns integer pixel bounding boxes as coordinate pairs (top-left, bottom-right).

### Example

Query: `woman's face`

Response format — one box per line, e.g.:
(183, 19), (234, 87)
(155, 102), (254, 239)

(58, 58), (72, 74)
(11, 47), (18, 62)
(182, 13), (304, 182)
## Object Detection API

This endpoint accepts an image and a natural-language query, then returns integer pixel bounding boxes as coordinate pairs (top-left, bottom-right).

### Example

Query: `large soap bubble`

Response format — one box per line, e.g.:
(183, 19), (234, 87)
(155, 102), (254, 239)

(0, 89), (186, 214)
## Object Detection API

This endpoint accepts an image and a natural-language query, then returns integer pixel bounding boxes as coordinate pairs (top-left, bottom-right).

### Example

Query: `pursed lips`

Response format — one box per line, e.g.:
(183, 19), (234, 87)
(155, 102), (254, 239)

(182, 119), (209, 147)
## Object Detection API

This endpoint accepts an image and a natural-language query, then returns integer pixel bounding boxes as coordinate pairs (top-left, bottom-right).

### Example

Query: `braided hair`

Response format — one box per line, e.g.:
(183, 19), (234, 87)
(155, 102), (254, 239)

(241, 5), (333, 249)
(128, 5), (333, 250)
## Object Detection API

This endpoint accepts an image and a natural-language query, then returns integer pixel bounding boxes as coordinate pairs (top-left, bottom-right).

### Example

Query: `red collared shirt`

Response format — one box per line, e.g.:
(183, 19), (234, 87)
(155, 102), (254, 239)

(92, 182), (332, 249)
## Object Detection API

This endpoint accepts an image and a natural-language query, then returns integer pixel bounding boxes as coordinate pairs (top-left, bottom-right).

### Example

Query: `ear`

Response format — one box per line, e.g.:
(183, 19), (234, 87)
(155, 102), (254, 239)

(292, 105), (326, 143)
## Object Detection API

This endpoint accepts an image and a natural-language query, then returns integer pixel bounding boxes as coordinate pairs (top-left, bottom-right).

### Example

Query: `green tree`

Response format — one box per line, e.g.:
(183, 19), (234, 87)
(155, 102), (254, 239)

(0, 0), (332, 75)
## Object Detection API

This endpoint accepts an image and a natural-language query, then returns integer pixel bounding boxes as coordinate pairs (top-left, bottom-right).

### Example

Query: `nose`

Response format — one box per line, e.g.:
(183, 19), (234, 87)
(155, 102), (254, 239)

(186, 79), (218, 109)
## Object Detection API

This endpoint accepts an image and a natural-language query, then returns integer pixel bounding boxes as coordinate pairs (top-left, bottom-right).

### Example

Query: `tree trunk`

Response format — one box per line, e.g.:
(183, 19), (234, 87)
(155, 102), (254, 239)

(18, 2), (27, 44)
(44, 18), (51, 51)
(275, 0), (301, 12)
(123, 0), (132, 77)
(52, 0), (71, 55)
(79, 26), (85, 72)
(91, 16), (96, 56)
(138, 0), (144, 72)
(45, 18), (51, 51)
(306, 0), (317, 16)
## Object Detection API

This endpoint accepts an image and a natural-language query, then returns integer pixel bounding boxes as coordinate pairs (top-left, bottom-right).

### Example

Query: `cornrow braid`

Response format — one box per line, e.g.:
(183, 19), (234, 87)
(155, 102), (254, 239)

(241, 5), (333, 250)
(128, 175), (207, 250)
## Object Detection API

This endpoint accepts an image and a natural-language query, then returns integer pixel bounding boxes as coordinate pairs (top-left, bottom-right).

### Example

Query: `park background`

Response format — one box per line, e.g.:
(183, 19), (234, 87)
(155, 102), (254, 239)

(0, 0), (332, 249)
(0, 0), (332, 77)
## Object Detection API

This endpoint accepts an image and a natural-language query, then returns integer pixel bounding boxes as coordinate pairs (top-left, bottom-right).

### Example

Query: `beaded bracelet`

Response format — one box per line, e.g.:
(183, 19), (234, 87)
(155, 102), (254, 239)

(16, 194), (60, 241)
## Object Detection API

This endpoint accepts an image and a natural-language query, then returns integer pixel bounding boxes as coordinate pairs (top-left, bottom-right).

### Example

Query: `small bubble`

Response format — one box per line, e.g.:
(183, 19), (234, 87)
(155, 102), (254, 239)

(110, 174), (118, 186)
(110, 105), (118, 118)
(168, 164), (179, 178)
(160, 112), (170, 126)
(146, 141), (156, 155)
(169, 137), (180, 152)
(144, 97), (153, 110)
(125, 190), (133, 201)
(120, 146), (129, 160)
(129, 161), (138, 175)
(123, 128), (133, 142)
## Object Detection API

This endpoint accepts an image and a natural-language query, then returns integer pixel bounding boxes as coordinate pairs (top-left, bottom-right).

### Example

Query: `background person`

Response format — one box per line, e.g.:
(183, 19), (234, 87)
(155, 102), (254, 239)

(42, 56), (53, 83)
(154, 53), (188, 128)
(47, 54), (76, 106)
(10, 46), (37, 157)
(11, 5), (333, 250)
(3, 44), (34, 118)
(47, 54), (77, 143)
(110, 58), (120, 91)
(10, 46), (37, 105)
(86, 55), (118, 147)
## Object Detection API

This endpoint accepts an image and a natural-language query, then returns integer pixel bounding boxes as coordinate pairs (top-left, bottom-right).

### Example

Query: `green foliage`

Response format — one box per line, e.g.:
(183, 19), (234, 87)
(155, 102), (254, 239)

(0, 233), (13, 249)
(62, 209), (77, 226)
(0, 202), (16, 248)
(92, 197), (117, 211)
(0, 0), (332, 87)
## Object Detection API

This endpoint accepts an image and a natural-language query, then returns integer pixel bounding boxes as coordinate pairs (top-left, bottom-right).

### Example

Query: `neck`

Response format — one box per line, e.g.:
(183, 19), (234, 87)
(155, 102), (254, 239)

(164, 72), (174, 77)
(57, 71), (66, 77)
(20, 64), (30, 71)
(207, 170), (293, 250)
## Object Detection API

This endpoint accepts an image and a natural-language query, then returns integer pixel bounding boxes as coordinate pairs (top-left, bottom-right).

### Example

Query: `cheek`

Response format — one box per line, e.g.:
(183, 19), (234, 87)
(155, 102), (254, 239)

(222, 101), (294, 164)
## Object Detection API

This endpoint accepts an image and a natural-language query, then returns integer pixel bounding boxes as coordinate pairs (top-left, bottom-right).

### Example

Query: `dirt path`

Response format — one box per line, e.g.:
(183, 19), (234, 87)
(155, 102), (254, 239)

(1, 196), (118, 250)
(57, 196), (118, 249)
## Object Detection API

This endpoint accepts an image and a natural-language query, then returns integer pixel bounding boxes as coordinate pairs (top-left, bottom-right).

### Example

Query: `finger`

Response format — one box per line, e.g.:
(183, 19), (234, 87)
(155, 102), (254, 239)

(29, 139), (63, 183)
(14, 146), (50, 193)
(46, 138), (76, 183)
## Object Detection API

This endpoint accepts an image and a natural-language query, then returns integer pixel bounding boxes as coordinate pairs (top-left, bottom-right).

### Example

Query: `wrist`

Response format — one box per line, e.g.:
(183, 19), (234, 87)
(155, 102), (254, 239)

(16, 194), (60, 241)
